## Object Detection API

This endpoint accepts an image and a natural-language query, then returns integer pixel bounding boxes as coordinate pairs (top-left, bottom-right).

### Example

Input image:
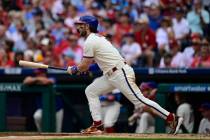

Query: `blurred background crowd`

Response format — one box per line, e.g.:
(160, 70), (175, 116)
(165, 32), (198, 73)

(1, 0), (210, 68)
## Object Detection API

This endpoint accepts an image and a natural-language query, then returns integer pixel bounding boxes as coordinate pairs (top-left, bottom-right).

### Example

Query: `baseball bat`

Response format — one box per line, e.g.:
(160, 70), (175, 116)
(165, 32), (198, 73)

(19, 60), (67, 71)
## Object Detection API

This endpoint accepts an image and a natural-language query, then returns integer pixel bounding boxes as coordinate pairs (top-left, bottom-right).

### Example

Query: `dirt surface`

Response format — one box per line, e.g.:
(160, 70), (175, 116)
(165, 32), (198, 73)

(0, 133), (210, 140)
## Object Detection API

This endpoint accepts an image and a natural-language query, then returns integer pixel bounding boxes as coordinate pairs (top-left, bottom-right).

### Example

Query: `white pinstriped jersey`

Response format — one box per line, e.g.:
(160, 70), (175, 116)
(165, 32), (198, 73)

(83, 33), (124, 74)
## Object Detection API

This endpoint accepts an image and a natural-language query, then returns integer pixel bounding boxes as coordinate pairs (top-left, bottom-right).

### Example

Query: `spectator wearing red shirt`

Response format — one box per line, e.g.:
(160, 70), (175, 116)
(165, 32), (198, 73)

(0, 5), (9, 26)
(191, 39), (210, 68)
(134, 16), (156, 67)
(113, 13), (133, 48)
(0, 48), (14, 68)
(182, 33), (202, 67)
(160, 0), (177, 17)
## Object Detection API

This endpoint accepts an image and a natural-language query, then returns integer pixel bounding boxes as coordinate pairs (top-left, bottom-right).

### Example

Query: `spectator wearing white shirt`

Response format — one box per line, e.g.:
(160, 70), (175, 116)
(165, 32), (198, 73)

(172, 7), (190, 46)
(159, 40), (185, 68)
(51, 0), (64, 20)
(121, 33), (142, 67)
(64, 5), (79, 30)
(156, 17), (174, 53)
(198, 102), (210, 134)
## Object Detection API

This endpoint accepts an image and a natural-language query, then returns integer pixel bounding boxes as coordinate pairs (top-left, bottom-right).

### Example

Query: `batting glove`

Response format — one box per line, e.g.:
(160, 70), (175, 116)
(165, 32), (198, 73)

(67, 65), (78, 75)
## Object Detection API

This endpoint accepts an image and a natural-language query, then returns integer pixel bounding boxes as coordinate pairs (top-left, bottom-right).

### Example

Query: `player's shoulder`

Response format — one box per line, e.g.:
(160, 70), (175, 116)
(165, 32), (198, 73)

(200, 118), (209, 124)
(86, 33), (106, 46)
(84, 33), (96, 47)
(178, 103), (191, 109)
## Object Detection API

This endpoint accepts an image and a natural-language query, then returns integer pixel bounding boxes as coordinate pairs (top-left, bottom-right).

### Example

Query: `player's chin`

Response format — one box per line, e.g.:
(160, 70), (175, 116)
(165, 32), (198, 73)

(79, 31), (87, 37)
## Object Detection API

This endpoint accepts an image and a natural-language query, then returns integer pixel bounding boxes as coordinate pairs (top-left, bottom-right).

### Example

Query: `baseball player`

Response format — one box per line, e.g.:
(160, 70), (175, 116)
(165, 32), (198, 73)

(100, 89), (121, 133)
(128, 82), (157, 133)
(67, 15), (183, 134)
(174, 93), (194, 133)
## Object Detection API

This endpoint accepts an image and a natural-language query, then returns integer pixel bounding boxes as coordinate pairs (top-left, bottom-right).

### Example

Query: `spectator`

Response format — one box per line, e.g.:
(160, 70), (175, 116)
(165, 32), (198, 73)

(100, 89), (121, 133)
(0, 25), (7, 46)
(64, 5), (79, 31)
(22, 2), (36, 38)
(187, 0), (210, 35)
(50, 19), (68, 45)
(198, 102), (210, 134)
(174, 93), (194, 133)
(162, 52), (173, 68)
(191, 39), (210, 68)
(5, 12), (24, 43)
(134, 16), (156, 67)
(172, 7), (190, 47)
(0, 48), (14, 68)
(128, 82), (157, 133)
(159, 40), (185, 68)
(139, 0), (151, 20)
(23, 68), (64, 132)
(125, 1), (138, 22)
(160, 0), (177, 17)
(113, 13), (133, 47)
(121, 33), (142, 67)
(156, 17), (174, 53)
(148, 4), (163, 31)
(13, 29), (28, 52)
(14, 51), (24, 67)
(51, 0), (65, 20)
(100, 18), (114, 37)
(182, 33), (202, 67)
(62, 34), (82, 66)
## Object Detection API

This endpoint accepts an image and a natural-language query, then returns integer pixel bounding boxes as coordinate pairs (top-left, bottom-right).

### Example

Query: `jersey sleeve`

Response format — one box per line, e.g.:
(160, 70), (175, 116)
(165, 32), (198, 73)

(176, 105), (185, 118)
(83, 41), (94, 58)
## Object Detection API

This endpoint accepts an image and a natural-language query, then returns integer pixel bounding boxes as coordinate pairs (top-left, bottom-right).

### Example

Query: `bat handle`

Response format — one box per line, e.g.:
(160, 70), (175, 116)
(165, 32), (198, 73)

(48, 66), (68, 71)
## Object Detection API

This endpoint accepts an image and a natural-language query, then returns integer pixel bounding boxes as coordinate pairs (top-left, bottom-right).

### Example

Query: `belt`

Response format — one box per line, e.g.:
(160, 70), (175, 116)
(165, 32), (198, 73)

(111, 62), (127, 73)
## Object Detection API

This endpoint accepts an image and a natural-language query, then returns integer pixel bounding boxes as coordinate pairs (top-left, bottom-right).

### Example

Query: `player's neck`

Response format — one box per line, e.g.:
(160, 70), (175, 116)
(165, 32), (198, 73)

(85, 31), (92, 39)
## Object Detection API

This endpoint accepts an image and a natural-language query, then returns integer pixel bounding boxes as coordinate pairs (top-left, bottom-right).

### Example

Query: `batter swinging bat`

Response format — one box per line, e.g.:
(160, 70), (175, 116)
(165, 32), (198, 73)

(19, 60), (67, 71)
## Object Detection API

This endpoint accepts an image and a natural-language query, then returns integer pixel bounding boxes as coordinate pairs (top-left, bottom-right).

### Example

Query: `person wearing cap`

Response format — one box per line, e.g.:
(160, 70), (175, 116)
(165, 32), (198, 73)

(198, 102), (210, 134)
(128, 82), (157, 133)
(99, 89), (122, 133)
(121, 33), (142, 67)
(182, 33), (202, 67)
(134, 16), (156, 67)
(187, 0), (210, 35)
(68, 15), (183, 134)
(174, 93), (194, 133)
(23, 69), (64, 132)
(172, 7), (190, 44)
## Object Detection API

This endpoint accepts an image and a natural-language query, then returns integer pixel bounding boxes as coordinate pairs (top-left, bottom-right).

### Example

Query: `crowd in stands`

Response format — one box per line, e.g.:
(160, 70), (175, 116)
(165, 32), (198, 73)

(0, 0), (210, 68)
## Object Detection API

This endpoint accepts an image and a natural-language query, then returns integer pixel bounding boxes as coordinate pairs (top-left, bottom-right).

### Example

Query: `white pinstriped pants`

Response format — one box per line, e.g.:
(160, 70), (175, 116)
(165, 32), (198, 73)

(85, 64), (170, 122)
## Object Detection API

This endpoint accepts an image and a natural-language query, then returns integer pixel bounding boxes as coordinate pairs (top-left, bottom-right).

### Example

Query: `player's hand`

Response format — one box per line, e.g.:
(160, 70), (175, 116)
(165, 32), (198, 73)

(67, 66), (78, 75)
(77, 71), (91, 76)
(67, 66), (73, 75)
(107, 95), (115, 101)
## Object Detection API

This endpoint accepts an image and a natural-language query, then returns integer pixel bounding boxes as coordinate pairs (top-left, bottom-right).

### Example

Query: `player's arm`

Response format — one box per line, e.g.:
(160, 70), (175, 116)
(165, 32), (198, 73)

(67, 57), (94, 74)
(23, 76), (38, 85)
(77, 57), (94, 72)
(67, 40), (96, 75)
